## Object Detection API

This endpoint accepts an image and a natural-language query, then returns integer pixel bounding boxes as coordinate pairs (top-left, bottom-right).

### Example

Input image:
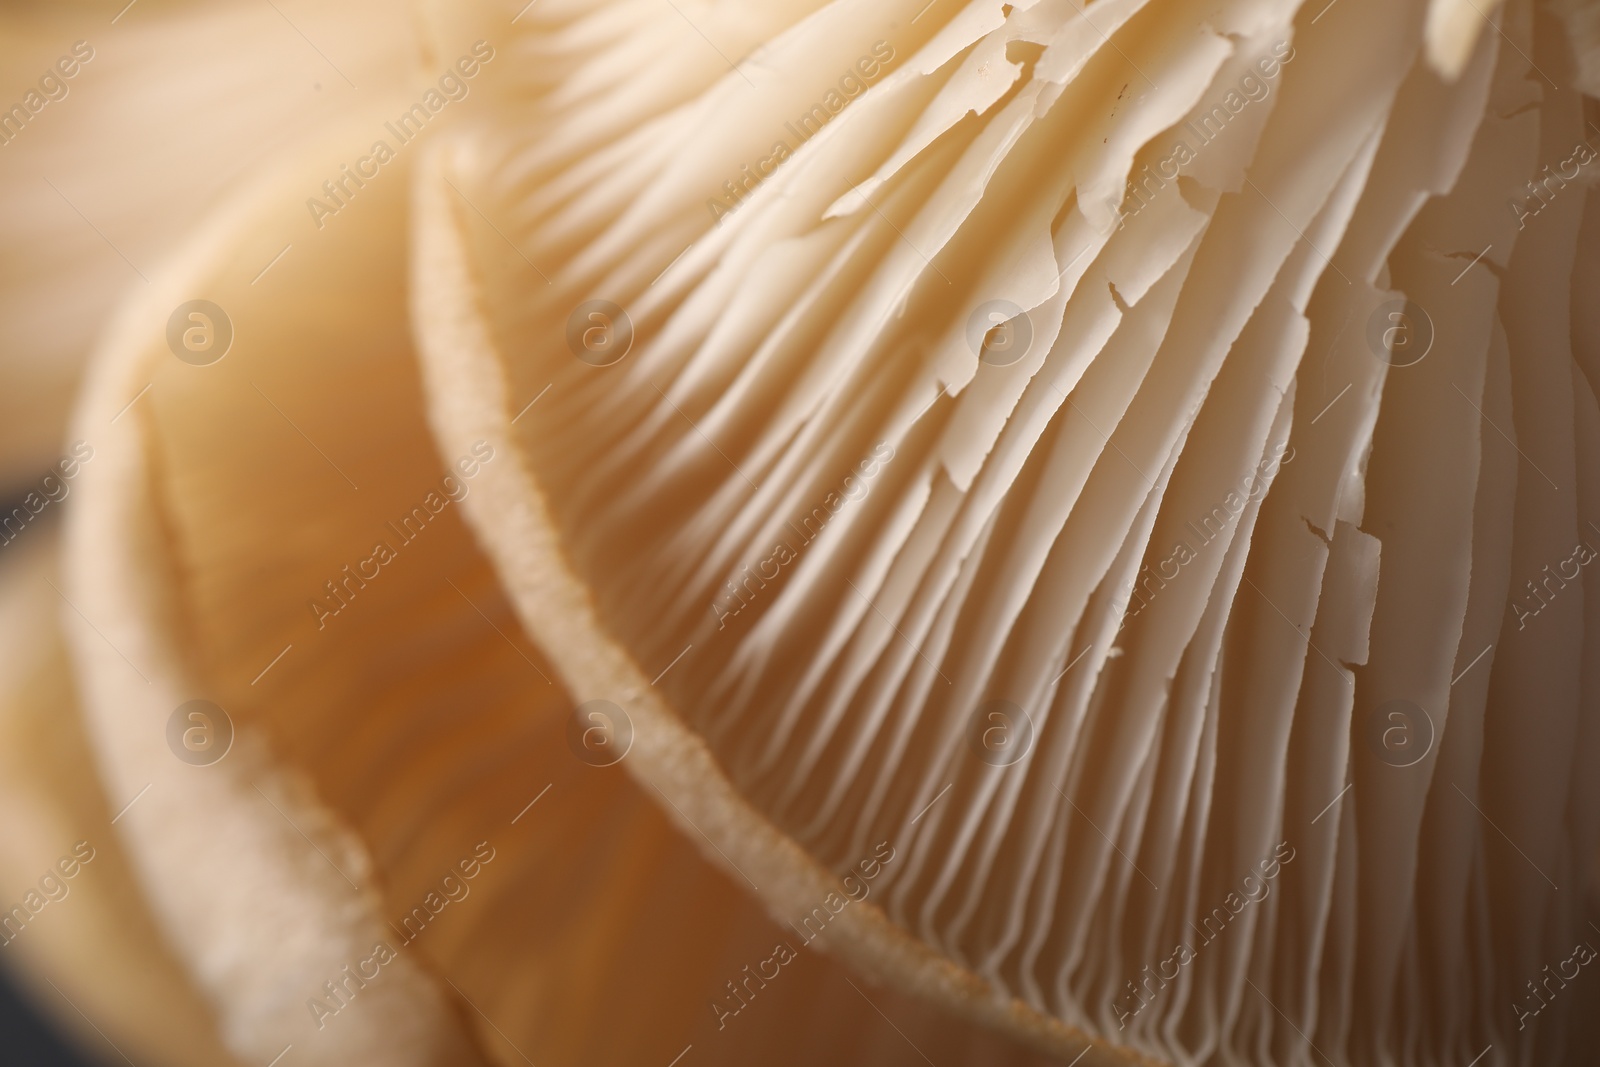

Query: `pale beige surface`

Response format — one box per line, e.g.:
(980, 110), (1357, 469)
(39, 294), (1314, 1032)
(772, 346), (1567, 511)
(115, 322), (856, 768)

(0, 534), (246, 1067)
(0, 1), (1597, 1065)
(0, 0), (418, 490)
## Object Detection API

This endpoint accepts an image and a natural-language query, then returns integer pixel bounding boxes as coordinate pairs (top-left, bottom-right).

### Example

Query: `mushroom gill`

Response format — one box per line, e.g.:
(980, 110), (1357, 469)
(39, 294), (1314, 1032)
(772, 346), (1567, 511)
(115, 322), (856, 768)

(2, 0), (1596, 1066)
(411, 0), (1600, 1064)
(37, 104), (1074, 1067)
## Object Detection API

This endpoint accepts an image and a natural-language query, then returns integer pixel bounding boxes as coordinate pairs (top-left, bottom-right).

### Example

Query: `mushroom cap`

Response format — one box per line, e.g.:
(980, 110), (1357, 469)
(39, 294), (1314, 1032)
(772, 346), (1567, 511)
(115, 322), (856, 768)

(9, 1), (1600, 1065)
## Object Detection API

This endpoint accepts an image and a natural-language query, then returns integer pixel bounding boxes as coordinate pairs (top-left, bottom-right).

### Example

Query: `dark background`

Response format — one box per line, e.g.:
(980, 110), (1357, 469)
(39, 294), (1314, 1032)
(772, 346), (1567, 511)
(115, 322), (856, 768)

(0, 964), (99, 1067)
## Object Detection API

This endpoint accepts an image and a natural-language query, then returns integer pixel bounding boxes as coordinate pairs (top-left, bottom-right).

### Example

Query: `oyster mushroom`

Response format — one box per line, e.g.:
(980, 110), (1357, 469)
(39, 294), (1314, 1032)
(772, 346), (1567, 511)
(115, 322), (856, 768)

(2, 0), (1597, 1066)
(13, 55), (1069, 1067)
(413, 0), (1600, 1063)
